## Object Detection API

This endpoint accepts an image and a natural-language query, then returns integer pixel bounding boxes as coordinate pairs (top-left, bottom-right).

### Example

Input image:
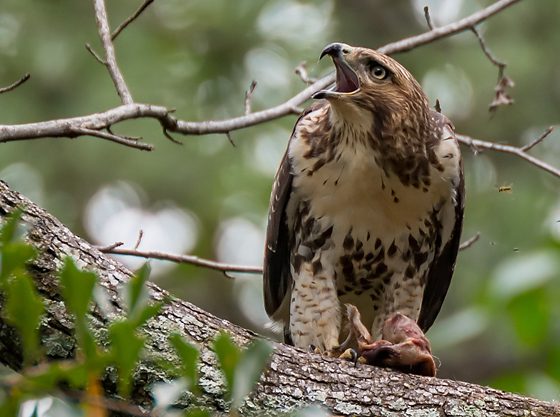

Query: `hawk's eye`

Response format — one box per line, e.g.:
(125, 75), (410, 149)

(371, 64), (388, 80)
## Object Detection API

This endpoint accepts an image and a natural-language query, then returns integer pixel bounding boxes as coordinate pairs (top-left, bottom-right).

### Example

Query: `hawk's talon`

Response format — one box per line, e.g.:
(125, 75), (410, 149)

(338, 347), (358, 363)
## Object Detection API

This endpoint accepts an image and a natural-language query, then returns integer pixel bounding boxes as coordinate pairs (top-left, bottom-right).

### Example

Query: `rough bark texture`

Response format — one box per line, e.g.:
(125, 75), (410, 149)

(0, 180), (558, 417)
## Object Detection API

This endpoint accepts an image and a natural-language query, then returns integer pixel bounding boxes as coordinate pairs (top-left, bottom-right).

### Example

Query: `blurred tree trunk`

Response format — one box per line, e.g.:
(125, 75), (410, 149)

(0, 179), (558, 417)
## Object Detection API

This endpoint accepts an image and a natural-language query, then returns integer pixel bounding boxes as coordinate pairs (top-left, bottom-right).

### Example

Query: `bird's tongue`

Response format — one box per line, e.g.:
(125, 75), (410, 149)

(334, 59), (359, 93)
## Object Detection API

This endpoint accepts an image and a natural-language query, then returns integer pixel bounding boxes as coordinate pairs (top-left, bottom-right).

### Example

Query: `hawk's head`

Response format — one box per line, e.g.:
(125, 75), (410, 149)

(313, 43), (429, 130)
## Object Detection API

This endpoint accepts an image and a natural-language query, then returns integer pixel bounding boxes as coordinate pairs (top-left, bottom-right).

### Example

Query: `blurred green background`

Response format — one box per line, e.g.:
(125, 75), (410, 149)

(1, 0), (560, 401)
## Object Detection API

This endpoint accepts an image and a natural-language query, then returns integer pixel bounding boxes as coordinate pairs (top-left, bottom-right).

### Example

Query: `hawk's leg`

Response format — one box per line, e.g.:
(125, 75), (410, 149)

(345, 304), (436, 377)
(290, 265), (341, 353)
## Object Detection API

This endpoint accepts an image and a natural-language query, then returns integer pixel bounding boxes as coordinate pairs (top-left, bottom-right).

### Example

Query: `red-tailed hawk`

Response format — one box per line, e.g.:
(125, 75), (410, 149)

(263, 43), (463, 374)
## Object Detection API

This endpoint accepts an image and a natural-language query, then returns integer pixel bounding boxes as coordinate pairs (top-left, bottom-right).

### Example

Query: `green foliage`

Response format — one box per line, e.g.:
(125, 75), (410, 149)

(59, 258), (98, 363)
(0, 213), (274, 416)
(169, 333), (200, 392)
(213, 332), (273, 410)
(5, 270), (44, 365)
(0, 210), (42, 365)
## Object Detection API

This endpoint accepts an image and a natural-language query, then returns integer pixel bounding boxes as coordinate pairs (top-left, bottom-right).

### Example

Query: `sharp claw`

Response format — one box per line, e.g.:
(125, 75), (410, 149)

(338, 348), (358, 362)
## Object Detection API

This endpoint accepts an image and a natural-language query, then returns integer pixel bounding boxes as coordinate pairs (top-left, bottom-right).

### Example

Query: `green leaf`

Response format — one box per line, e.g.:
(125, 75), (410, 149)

(231, 339), (273, 409)
(126, 263), (151, 319)
(59, 258), (98, 361)
(4, 271), (44, 364)
(59, 258), (97, 321)
(169, 333), (199, 392)
(132, 302), (162, 328)
(185, 408), (211, 417)
(108, 320), (145, 396)
(0, 208), (23, 245)
(0, 242), (37, 283)
(212, 332), (240, 399)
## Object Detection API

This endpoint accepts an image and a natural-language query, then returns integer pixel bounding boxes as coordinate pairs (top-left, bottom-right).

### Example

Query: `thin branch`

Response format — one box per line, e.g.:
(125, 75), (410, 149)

(457, 134), (560, 178)
(423, 6), (434, 30)
(471, 26), (506, 70)
(471, 25), (514, 112)
(71, 126), (153, 150)
(96, 241), (124, 251)
(134, 229), (144, 250)
(225, 131), (236, 147)
(111, 0), (154, 41)
(379, 0), (521, 55)
(294, 61), (317, 85)
(459, 233), (481, 251)
(521, 126), (555, 152)
(85, 43), (107, 65)
(100, 246), (264, 274)
(244, 80), (257, 115)
(0, 73), (30, 94)
(93, 0), (134, 104)
(0, 0), (525, 150)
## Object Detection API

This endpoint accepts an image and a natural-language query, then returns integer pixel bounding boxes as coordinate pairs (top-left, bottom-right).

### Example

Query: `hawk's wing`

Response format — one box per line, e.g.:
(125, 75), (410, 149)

(263, 104), (323, 321)
(417, 112), (465, 332)
(263, 143), (294, 320)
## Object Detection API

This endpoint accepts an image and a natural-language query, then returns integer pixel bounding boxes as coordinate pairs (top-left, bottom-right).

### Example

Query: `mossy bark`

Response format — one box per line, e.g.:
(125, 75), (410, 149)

(0, 180), (558, 417)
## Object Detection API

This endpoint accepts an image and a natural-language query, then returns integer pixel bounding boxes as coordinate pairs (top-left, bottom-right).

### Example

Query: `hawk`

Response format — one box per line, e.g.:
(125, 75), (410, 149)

(263, 43), (463, 374)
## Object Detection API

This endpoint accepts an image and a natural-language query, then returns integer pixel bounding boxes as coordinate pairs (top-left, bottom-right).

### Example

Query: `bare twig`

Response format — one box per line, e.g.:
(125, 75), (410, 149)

(471, 25), (514, 112)
(0, 0), (525, 150)
(471, 26), (506, 70)
(459, 233), (481, 251)
(521, 126), (555, 152)
(379, 0), (521, 55)
(0, 73), (30, 94)
(101, 246), (264, 274)
(85, 43), (107, 65)
(423, 6), (434, 30)
(244, 80), (257, 115)
(457, 134), (560, 178)
(134, 230), (144, 250)
(93, 0), (134, 104)
(294, 62), (317, 84)
(96, 241), (124, 251)
(99, 232), (481, 274)
(111, 0), (154, 41)
(225, 131), (236, 147)
(71, 127), (153, 150)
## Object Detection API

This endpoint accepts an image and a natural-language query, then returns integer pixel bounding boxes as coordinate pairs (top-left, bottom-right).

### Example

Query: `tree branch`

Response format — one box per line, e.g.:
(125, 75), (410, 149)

(457, 133), (560, 178)
(0, 0), (525, 151)
(93, 0), (133, 104)
(111, 0), (154, 41)
(0, 73), (31, 95)
(101, 246), (262, 275)
(1, 179), (559, 417)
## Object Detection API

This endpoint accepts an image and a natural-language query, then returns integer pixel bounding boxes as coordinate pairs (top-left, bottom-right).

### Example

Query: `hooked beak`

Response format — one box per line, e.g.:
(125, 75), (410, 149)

(313, 42), (360, 100)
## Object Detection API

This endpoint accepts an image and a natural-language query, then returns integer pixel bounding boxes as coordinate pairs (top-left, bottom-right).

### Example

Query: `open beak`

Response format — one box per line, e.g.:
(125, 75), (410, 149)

(313, 43), (360, 100)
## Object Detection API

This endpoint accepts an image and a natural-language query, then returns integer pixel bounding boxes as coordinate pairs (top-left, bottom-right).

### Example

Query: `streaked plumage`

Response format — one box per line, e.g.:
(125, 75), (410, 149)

(263, 43), (463, 355)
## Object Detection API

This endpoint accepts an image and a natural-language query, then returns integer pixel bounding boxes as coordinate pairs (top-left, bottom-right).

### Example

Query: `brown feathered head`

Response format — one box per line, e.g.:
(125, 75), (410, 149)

(313, 43), (429, 130)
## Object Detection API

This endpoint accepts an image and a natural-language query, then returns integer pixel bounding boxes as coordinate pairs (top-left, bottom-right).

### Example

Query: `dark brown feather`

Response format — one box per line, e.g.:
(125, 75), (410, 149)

(263, 146), (293, 317)
(417, 113), (465, 332)
(263, 103), (325, 317)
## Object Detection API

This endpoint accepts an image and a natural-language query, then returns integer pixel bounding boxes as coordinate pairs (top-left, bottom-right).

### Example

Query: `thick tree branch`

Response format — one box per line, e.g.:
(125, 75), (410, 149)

(1, 181), (559, 416)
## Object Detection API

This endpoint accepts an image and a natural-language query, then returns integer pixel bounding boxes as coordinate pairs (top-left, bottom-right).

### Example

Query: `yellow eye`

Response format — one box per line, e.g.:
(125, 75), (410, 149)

(371, 65), (387, 80)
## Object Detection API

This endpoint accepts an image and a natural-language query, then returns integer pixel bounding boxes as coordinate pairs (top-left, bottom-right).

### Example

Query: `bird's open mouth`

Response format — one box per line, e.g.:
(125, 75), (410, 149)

(333, 58), (359, 94)
(313, 45), (359, 100)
